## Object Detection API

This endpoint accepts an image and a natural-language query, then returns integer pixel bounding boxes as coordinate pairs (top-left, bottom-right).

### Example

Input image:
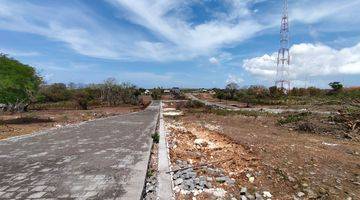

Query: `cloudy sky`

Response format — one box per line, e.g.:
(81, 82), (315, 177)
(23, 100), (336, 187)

(0, 0), (360, 88)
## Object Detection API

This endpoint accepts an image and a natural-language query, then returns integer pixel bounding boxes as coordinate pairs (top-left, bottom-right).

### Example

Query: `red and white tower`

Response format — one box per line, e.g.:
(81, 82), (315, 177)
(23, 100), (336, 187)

(275, 0), (291, 91)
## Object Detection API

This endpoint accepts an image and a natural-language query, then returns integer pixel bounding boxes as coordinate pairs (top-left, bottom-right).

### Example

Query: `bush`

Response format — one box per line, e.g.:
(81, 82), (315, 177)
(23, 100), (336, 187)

(73, 90), (90, 110)
(185, 100), (205, 108)
(39, 83), (71, 102)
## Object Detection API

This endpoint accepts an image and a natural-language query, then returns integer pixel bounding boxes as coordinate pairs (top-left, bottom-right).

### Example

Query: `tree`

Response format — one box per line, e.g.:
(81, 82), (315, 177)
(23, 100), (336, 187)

(0, 54), (42, 111)
(329, 82), (343, 93)
(225, 82), (239, 99)
(39, 83), (71, 102)
(215, 90), (226, 102)
(151, 87), (163, 100)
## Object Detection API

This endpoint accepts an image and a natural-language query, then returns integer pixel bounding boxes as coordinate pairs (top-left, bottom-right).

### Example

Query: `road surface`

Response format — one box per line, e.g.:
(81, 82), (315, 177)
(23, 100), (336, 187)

(0, 101), (160, 200)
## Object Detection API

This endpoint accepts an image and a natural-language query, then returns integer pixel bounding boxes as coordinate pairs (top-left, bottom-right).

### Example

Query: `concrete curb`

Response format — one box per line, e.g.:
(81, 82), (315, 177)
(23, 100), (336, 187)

(157, 101), (174, 200)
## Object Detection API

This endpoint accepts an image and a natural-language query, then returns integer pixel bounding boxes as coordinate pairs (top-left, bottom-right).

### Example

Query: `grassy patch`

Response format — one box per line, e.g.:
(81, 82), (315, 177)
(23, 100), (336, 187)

(277, 112), (310, 125)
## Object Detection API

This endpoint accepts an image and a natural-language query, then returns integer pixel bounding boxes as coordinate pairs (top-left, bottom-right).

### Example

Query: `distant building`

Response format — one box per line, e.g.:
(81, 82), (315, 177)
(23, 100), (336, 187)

(144, 89), (151, 95)
(171, 87), (181, 95)
(164, 89), (171, 94)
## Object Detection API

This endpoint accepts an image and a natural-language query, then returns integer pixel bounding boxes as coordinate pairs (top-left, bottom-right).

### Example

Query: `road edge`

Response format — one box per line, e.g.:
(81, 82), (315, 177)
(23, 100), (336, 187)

(157, 101), (174, 200)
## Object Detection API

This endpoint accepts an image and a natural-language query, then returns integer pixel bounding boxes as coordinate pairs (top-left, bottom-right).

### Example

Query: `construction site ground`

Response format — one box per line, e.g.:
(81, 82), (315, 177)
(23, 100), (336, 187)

(163, 102), (360, 200)
(191, 93), (346, 113)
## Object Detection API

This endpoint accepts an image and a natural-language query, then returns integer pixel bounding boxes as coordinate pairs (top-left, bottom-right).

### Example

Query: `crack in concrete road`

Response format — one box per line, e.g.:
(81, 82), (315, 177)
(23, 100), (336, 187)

(0, 101), (160, 200)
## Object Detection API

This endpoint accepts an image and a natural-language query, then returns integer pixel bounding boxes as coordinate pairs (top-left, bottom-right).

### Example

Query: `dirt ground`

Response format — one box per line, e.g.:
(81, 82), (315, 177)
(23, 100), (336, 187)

(164, 102), (360, 200)
(0, 105), (141, 140)
(192, 93), (346, 113)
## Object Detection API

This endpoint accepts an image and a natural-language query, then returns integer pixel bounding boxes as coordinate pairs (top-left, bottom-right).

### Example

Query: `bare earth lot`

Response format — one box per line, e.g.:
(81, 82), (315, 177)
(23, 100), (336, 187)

(192, 93), (345, 113)
(0, 105), (141, 140)
(164, 103), (360, 200)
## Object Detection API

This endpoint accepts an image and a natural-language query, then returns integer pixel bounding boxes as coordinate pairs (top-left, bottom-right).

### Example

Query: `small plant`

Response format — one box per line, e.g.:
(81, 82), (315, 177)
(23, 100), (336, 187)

(147, 169), (155, 177)
(62, 115), (69, 121)
(151, 132), (160, 143)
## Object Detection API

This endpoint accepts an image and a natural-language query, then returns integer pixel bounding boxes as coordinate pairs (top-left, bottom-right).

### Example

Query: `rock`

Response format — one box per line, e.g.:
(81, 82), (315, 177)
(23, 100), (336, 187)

(255, 192), (263, 200)
(189, 172), (197, 179)
(246, 194), (255, 200)
(194, 177), (200, 185)
(174, 178), (183, 186)
(240, 195), (248, 200)
(173, 186), (181, 193)
(288, 176), (295, 182)
(249, 176), (255, 183)
(199, 180), (206, 187)
(240, 187), (247, 195)
(263, 191), (272, 198)
(292, 196), (300, 200)
(146, 185), (155, 192)
(297, 192), (305, 197)
(304, 188), (317, 199)
(216, 176), (228, 183)
(206, 177), (213, 182)
(226, 178), (236, 185)
(183, 180), (195, 191)
(301, 183), (309, 188)
(204, 181), (212, 188)
(199, 176), (206, 182)
(212, 188), (227, 198)
(194, 138), (208, 146)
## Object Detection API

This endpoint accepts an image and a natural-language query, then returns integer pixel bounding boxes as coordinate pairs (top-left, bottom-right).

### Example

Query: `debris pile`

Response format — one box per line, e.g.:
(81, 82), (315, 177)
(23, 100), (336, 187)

(163, 108), (183, 116)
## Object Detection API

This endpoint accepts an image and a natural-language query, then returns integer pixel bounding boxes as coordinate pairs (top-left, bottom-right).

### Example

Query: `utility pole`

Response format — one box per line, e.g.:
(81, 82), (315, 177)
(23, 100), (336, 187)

(275, 0), (291, 92)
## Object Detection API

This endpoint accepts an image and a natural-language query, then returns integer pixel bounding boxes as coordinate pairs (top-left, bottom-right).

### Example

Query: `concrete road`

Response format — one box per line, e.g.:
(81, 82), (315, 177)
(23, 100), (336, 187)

(0, 101), (160, 200)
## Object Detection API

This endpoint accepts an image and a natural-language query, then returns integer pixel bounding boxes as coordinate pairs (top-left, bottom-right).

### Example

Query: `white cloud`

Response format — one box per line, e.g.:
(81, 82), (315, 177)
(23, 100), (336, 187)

(108, 0), (263, 60)
(0, 48), (40, 57)
(226, 74), (244, 85)
(209, 57), (219, 65)
(0, 0), (265, 61)
(243, 42), (360, 81)
(0, 0), (359, 62)
(291, 0), (360, 24)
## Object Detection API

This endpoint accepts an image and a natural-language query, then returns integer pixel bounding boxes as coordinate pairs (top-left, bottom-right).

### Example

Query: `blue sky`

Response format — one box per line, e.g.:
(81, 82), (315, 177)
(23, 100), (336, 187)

(1, 0), (360, 88)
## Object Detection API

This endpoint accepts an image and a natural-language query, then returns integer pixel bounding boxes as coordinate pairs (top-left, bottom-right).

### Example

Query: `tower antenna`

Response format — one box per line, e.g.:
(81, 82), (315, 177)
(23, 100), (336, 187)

(275, 0), (291, 91)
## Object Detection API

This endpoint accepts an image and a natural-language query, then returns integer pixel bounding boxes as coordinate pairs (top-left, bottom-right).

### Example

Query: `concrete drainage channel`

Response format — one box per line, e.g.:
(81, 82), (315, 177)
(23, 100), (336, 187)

(142, 101), (174, 200)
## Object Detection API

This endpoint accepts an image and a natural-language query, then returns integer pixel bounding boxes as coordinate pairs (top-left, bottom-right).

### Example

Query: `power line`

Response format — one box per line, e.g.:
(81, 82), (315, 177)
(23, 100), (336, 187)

(275, 0), (291, 91)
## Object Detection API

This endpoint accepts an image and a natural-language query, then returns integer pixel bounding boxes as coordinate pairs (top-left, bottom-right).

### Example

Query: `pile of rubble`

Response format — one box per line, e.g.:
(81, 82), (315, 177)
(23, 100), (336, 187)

(170, 160), (274, 200)
(143, 175), (157, 200)
(171, 160), (232, 198)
